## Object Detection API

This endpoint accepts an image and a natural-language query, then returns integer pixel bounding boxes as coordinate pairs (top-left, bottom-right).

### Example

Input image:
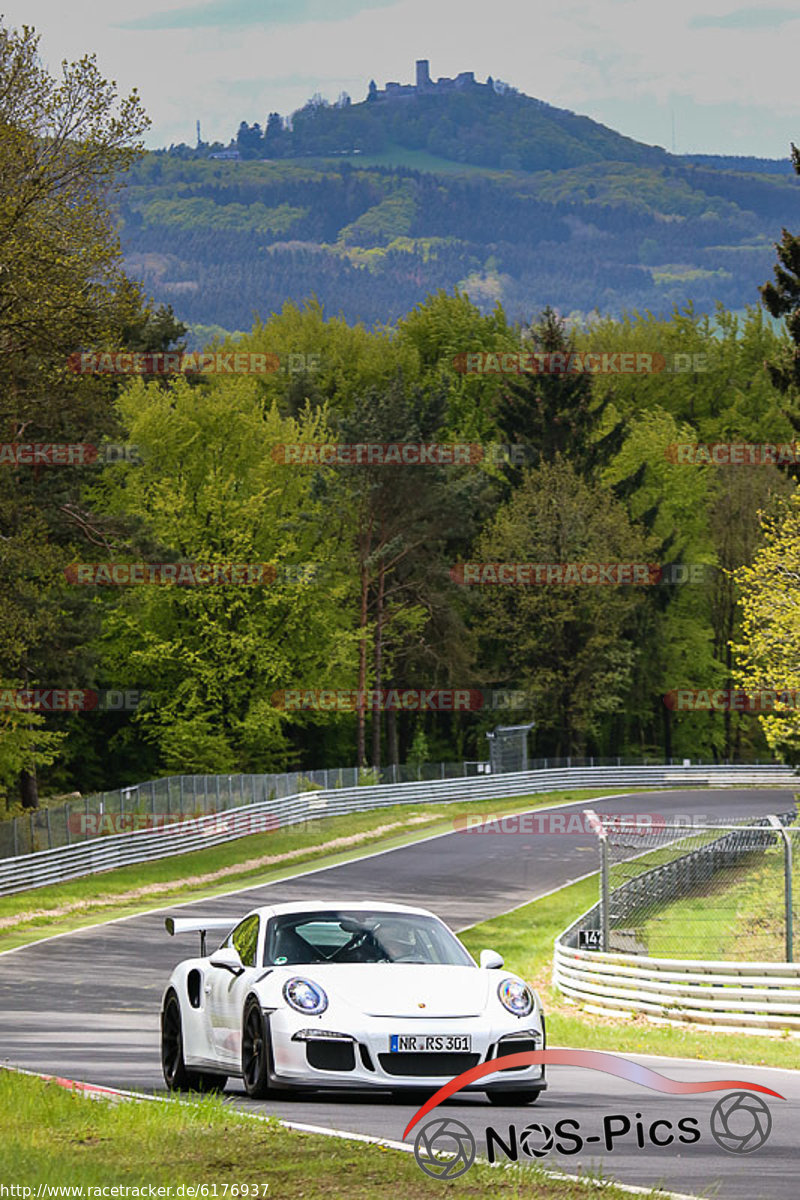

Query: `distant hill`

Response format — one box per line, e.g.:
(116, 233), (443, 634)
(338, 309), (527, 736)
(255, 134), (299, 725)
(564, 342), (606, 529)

(121, 80), (799, 332)
(234, 86), (671, 174)
(677, 154), (796, 175)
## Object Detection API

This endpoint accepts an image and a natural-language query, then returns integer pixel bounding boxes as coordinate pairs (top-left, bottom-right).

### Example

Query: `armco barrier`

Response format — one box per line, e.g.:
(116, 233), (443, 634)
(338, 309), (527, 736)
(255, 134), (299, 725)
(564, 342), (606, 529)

(553, 808), (800, 1035)
(553, 942), (800, 1034)
(1, 763), (796, 897)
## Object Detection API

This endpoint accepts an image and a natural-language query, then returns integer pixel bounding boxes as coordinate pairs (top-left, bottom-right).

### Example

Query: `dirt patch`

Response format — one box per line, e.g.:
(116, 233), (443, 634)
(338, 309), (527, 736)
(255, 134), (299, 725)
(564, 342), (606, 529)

(0, 814), (437, 931)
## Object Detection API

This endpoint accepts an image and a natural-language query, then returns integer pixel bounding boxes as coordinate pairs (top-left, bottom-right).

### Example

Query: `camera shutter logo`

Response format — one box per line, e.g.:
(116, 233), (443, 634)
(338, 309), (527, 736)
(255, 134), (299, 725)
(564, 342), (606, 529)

(710, 1092), (772, 1154)
(520, 1121), (555, 1158)
(414, 1117), (476, 1179)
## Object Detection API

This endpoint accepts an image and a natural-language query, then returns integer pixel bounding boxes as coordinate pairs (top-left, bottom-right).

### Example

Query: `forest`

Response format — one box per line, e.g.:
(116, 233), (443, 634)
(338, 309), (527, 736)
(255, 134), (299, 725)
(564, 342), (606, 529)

(3, 22), (800, 810)
(118, 149), (800, 333)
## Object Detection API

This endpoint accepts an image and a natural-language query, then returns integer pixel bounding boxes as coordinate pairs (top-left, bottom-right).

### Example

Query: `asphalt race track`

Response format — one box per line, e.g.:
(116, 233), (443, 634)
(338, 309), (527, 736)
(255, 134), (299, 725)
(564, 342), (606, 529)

(2, 788), (799, 1199)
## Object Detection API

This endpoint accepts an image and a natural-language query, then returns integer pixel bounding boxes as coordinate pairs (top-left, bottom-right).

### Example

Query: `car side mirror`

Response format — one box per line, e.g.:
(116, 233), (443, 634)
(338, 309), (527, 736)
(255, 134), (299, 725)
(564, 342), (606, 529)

(210, 946), (244, 975)
(479, 949), (504, 969)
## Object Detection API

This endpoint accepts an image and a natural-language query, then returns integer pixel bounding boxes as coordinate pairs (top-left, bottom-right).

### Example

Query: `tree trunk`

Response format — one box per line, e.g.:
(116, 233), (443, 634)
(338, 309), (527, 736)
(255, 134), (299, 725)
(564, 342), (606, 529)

(19, 768), (38, 810)
(387, 705), (399, 767)
(662, 702), (672, 763)
(356, 561), (369, 768)
(372, 560), (385, 769)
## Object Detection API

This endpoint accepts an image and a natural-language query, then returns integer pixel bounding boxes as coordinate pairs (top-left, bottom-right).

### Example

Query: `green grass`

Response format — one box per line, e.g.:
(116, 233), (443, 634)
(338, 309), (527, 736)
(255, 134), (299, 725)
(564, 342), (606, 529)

(0, 1069), (653, 1198)
(459, 878), (800, 1071)
(637, 840), (799, 962)
(0, 789), (647, 954)
(309, 145), (510, 176)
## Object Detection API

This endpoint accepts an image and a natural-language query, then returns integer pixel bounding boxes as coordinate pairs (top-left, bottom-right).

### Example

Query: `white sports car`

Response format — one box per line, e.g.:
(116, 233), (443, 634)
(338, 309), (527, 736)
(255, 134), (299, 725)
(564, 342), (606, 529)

(161, 900), (547, 1105)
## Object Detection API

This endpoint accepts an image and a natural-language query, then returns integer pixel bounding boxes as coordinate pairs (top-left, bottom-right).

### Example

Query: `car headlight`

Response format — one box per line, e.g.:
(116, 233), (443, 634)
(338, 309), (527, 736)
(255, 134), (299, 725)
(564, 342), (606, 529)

(498, 978), (534, 1017)
(283, 977), (328, 1015)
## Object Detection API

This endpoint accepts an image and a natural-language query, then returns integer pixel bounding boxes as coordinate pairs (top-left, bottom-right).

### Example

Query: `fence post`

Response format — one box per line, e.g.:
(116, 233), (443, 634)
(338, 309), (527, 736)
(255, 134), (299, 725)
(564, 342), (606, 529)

(46, 807), (52, 849)
(585, 809), (610, 951)
(767, 815), (794, 963)
(65, 803), (70, 846)
(12, 817), (17, 856)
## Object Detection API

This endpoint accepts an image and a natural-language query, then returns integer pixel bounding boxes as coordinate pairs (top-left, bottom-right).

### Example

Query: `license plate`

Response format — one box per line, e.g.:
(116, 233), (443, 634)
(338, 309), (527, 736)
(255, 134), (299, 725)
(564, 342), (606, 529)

(390, 1034), (471, 1052)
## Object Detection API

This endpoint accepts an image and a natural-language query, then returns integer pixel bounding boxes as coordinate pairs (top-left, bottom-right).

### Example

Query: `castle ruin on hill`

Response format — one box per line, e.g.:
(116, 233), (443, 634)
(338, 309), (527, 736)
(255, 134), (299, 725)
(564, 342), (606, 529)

(368, 59), (516, 102)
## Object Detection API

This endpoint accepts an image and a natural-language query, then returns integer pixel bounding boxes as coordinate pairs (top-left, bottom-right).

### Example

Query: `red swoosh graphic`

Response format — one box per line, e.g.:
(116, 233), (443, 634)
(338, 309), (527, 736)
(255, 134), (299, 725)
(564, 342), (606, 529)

(402, 1049), (785, 1139)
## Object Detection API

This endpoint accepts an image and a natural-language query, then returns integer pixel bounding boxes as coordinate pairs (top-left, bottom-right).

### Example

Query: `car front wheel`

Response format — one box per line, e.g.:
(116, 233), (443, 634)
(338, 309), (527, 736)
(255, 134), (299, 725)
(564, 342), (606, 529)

(486, 1089), (542, 1106)
(242, 998), (271, 1099)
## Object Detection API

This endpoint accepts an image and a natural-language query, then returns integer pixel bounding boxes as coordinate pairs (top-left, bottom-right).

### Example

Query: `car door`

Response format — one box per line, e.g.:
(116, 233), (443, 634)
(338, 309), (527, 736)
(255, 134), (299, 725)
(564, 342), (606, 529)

(206, 914), (261, 1068)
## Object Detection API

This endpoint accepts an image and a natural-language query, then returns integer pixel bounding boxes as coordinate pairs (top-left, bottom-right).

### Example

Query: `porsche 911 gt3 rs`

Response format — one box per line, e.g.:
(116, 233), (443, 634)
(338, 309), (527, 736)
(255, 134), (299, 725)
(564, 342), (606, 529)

(161, 900), (546, 1104)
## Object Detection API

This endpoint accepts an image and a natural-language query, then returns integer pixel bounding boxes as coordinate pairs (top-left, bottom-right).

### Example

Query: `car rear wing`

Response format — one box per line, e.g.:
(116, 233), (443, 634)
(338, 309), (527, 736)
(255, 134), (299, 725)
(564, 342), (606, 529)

(165, 916), (236, 956)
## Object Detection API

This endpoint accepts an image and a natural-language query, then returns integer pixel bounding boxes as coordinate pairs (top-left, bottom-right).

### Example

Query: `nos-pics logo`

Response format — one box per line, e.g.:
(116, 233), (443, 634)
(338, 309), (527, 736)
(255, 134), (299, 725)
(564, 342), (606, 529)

(405, 1050), (782, 1181)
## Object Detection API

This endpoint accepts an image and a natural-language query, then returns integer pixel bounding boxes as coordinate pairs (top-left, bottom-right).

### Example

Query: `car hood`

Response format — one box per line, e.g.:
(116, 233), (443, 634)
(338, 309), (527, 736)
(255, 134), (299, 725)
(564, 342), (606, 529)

(279, 964), (492, 1018)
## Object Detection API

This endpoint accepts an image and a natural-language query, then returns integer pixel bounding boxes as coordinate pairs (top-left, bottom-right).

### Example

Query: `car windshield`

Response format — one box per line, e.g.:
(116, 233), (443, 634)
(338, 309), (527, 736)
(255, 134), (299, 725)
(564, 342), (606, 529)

(264, 909), (474, 967)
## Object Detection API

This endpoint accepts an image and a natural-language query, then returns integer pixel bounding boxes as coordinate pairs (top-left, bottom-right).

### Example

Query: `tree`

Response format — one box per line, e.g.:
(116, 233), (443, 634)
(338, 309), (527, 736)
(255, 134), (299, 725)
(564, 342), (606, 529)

(96, 377), (356, 773)
(602, 408), (723, 760)
(0, 21), (149, 806)
(329, 379), (481, 767)
(236, 121), (263, 158)
(494, 307), (623, 482)
(732, 491), (800, 761)
(760, 144), (800, 395)
(474, 459), (649, 756)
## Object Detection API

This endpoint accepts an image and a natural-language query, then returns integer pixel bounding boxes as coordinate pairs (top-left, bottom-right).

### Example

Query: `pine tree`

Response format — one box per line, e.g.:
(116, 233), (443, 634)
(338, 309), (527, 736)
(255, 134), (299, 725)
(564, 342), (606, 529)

(494, 307), (624, 482)
(760, 143), (800, 396)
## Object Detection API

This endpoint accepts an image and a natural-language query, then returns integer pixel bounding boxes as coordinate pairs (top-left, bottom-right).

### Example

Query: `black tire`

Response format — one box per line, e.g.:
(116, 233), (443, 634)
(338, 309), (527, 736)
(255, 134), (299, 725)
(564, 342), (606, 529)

(486, 1089), (542, 1106)
(391, 1088), (434, 1106)
(242, 998), (271, 1099)
(194, 1073), (229, 1093)
(161, 992), (228, 1093)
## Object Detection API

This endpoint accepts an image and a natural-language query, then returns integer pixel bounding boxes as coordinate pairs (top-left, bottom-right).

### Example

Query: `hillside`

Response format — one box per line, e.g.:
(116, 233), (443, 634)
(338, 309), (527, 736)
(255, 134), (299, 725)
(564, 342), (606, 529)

(233, 85), (670, 173)
(119, 85), (800, 331)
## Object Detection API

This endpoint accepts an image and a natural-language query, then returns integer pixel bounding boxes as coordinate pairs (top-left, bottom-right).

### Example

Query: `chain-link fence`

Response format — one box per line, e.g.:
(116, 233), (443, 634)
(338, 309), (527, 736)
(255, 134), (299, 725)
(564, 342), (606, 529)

(0, 755), (788, 860)
(577, 810), (799, 963)
(0, 755), (629, 859)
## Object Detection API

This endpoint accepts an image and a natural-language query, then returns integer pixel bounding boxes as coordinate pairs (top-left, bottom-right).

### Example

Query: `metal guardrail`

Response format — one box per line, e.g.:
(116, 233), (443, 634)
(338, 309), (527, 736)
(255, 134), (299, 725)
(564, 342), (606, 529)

(2, 754), (786, 859)
(553, 943), (800, 1032)
(1, 762), (796, 897)
(553, 809), (800, 1034)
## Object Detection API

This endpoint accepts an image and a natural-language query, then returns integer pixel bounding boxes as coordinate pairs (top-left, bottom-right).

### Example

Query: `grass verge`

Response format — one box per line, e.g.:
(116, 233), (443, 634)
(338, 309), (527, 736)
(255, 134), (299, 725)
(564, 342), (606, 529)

(638, 827), (800, 962)
(0, 1070), (649, 1198)
(458, 877), (800, 1071)
(0, 789), (648, 955)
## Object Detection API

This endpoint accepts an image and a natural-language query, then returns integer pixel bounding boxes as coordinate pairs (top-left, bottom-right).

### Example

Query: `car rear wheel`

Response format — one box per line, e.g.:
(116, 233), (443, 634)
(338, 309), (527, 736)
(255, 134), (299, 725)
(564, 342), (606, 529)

(486, 1089), (542, 1106)
(242, 998), (271, 1099)
(161, 992), (228, 1093)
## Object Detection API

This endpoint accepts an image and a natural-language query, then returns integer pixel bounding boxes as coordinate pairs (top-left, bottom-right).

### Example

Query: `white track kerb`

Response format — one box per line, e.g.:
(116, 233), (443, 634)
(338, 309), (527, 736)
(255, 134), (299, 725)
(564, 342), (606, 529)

(1, 1067), (704, 1200)
(1, 764), (795, 896)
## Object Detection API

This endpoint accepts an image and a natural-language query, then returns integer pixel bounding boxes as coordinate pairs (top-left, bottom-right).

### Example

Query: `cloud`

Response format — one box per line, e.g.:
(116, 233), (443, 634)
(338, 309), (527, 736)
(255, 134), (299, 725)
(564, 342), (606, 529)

(118, 0), (400, 32)
(690, 7), (800, 29)
(4, 0), (800, 154)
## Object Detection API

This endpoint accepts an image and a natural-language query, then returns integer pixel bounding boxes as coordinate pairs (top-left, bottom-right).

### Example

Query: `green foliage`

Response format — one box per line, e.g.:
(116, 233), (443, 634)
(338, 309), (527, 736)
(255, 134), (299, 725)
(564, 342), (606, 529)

(475, 458), (651, 756)
(93, 377), (357, 774)
(117, 146), (800, 330)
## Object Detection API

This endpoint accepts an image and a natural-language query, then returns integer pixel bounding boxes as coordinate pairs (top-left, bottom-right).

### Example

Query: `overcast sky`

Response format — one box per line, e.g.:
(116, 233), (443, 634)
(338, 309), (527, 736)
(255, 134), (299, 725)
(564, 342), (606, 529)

(8, 0), (800, 158)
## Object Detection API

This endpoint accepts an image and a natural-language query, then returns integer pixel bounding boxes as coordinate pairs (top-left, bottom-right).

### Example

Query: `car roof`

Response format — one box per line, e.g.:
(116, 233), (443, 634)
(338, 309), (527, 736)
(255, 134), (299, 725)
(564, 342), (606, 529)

(246, 900), (441, 921)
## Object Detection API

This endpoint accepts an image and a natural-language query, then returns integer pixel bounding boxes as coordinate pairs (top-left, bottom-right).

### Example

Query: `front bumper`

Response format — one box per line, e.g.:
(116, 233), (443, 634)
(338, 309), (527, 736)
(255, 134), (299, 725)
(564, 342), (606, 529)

(267, 1010), (547, 1093)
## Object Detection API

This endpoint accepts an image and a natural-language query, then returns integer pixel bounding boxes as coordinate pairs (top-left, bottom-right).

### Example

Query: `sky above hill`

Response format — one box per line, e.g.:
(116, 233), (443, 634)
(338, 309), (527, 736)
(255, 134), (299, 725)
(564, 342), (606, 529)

(9, 0), (800, 158)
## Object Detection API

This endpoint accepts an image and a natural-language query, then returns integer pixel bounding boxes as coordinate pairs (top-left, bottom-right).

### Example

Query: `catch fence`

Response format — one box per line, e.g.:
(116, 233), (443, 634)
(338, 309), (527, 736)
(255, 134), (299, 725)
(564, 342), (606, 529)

(554, 809), (800, 1034)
